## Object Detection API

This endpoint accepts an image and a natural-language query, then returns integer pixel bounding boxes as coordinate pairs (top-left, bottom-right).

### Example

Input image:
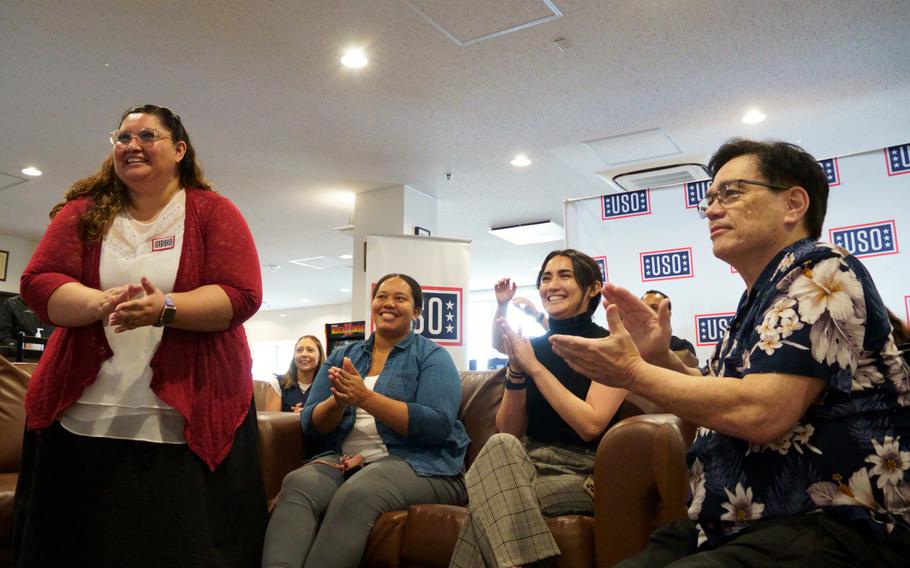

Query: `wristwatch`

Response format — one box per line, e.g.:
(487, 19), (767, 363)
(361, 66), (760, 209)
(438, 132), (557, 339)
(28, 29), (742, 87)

(154, 295), (176, 327)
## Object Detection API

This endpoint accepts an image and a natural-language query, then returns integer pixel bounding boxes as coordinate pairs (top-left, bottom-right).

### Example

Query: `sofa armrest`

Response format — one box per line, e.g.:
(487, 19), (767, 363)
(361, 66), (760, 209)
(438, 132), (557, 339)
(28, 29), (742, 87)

(593, 414), (689, 567)
(257, 411), (306, 504)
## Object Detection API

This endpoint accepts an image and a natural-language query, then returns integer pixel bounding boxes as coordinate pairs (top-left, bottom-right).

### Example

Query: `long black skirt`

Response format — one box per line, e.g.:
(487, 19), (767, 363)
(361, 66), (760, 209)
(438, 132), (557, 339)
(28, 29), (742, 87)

(12, 401), (267, 568)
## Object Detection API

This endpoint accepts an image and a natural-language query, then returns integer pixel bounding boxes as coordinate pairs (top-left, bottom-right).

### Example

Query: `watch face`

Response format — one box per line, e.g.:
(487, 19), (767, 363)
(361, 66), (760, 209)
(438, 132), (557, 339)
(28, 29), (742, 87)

(161, 306), (177, 325)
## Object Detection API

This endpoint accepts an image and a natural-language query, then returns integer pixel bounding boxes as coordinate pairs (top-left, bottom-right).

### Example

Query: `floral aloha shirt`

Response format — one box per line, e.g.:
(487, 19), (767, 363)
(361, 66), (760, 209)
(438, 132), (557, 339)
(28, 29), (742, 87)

(687, 238), (910, 548)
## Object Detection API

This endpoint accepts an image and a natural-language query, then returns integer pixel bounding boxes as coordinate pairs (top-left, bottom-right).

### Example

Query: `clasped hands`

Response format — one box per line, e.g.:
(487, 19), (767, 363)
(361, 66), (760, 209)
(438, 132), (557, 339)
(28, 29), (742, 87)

(99, 276), (166, 333)
(495, 317), (541, 377)
(549, 283), (674, 389)
(329, 357), (373, 407)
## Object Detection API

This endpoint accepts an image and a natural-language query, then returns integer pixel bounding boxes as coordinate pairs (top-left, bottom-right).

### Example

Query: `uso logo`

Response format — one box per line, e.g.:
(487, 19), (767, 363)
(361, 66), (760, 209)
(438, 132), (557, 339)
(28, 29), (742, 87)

(818, 158), (840, 187)
(413, 286), (463, 346)
(885, 144), (910, 176)
(694, 312), (735, 346)
(592, 256), (609, 283)
(601, 190), (651, 220)
(829, 220), (899, 259)
(640, 247), (694, 282)
(684, 179), (710, 209)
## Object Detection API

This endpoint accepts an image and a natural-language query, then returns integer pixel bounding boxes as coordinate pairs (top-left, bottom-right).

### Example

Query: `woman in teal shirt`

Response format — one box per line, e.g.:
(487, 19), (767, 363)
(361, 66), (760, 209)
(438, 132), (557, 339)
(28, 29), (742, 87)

(262, 273), (468, 568)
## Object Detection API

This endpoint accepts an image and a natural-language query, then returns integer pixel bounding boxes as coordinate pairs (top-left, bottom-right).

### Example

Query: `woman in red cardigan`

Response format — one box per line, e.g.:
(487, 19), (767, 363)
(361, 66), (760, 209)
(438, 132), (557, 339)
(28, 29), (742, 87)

(13, 105), (266, 567)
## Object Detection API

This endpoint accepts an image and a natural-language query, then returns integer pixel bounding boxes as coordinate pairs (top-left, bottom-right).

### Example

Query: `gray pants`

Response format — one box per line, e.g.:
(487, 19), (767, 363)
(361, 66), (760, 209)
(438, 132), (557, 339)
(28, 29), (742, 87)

(262, 454), (466, 568)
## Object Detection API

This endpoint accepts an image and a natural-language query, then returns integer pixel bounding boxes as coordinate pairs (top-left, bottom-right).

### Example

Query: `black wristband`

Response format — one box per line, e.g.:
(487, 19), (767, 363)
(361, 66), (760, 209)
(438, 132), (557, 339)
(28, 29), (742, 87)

(504, 376), (527, 390)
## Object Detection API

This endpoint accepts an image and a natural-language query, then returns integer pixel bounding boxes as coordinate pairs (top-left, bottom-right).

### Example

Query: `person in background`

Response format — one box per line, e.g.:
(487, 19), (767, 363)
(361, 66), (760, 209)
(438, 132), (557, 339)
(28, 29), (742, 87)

(0, 294), (55, 346)
(640, 289), (698, 367)
(492, 277), (548, 354)
(262, 273), (468, 568)
(279, 335), (326, 412)
(13, 104), (266, 567)
(450, 249), (629, 568)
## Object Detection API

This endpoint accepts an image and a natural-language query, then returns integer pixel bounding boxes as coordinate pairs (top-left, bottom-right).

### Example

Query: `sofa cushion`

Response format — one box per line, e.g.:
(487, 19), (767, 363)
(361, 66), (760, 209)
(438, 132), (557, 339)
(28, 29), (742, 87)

(0, 472), (16, 546)
(0, 357), (30, 473)
(457, 370), (503, 469)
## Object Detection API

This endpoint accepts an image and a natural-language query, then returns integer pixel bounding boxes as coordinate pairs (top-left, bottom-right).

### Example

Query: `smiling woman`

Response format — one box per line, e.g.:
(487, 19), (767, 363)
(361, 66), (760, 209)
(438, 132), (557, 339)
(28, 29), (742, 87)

(15, 104), (266, 566)
(262, 273), (469, 568)
(451, 249), (631, 568)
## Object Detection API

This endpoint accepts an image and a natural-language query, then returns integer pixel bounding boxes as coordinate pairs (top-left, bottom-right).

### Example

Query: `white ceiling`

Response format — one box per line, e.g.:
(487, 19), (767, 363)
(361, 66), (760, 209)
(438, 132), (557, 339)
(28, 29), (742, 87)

(1, 0), (908, 310)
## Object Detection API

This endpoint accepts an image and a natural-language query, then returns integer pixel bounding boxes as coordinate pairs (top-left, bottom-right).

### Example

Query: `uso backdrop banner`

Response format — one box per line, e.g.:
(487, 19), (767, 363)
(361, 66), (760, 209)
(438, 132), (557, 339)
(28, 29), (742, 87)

(565, 144), (910, 363)
(364, 233), (471, 370)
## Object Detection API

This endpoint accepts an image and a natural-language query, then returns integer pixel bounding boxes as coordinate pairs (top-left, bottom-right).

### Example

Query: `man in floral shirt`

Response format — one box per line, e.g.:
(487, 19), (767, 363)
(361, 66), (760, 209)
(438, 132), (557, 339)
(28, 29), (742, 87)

(551, 139), (910, 566)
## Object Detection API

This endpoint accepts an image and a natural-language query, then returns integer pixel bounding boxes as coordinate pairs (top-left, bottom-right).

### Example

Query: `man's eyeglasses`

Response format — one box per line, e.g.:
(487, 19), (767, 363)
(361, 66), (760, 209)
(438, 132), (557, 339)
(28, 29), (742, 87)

(697, 179), (789, 218)
(109, 128), (173, 146)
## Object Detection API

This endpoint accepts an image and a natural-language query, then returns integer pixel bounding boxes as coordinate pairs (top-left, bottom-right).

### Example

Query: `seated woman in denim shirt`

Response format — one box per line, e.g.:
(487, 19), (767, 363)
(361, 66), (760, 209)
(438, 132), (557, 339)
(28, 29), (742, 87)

(262, 273), (469, 568)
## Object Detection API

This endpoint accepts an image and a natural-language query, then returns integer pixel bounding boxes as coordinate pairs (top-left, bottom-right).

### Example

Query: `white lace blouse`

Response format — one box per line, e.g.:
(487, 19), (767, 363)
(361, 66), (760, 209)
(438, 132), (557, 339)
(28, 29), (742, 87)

(60, 190), (187, 443)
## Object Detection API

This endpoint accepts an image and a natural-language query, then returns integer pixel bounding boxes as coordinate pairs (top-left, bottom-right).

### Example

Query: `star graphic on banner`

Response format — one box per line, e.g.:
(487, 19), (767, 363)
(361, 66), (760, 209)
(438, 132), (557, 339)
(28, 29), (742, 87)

(445, 300), (454, 310)
(446, 312), (454, 321)
(445, 324), (454, 334)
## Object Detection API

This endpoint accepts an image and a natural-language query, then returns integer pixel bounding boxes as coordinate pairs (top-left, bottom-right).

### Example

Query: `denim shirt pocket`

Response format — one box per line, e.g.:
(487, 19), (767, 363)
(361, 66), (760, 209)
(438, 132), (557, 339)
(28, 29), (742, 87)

(376, 367), (420, 402)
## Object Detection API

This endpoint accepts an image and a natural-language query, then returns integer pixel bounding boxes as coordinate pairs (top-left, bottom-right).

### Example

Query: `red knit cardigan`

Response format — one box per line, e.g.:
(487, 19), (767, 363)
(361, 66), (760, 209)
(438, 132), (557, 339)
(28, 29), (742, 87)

(21, 188), (262, 470)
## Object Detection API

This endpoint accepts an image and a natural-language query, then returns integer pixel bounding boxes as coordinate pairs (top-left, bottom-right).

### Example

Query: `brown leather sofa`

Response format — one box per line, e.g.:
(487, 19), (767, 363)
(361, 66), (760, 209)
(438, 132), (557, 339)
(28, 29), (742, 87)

(0, 362), (691, 567)
(258, 369), (691, 567)
(0, 358), (34, 568)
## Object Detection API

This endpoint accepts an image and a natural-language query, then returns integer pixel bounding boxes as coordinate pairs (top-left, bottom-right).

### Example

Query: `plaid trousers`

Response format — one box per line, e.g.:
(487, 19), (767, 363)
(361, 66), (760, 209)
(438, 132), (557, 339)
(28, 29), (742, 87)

(449, 433), (595, 568)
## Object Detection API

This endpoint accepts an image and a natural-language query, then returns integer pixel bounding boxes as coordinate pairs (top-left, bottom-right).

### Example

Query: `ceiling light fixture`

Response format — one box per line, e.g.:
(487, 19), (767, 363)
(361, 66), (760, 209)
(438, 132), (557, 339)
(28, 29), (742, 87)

(340, 288), (351, 293)
(741, 109), (766, 124)
(489, 220), (564, 245)
(21, 167), (42, 176)
(339, 254), (353, 260)
(510, 154), (532, 167)
(341, 48), (368, 68)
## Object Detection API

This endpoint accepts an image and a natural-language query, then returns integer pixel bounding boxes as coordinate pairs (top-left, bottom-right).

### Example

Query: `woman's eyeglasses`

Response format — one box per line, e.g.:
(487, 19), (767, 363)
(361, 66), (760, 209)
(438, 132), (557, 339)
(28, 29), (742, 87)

(109, 128), (173, 146)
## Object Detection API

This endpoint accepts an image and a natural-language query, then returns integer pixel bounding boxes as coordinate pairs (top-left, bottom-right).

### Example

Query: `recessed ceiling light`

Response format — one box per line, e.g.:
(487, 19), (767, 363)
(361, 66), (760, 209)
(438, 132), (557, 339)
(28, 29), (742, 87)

(278, 313), (287, 318)
(510, 154), (532, 167)
(341, 48), (368, 68)
(21, 167), (42, 176)
(299, 299), (310, 303)
(339, 254), (353, 260)
(741, 109), (766, 124)
(340, 288), (351, 293)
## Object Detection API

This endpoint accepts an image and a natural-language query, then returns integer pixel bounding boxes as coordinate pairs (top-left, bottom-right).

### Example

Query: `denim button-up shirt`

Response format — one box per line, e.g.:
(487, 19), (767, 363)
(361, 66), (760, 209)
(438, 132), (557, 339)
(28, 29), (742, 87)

(301, 331), (469, 477)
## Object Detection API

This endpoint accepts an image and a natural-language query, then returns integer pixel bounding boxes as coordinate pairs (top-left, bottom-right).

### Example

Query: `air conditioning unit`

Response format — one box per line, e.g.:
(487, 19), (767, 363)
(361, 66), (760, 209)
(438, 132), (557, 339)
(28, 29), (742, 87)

(597, 159), (710, 192)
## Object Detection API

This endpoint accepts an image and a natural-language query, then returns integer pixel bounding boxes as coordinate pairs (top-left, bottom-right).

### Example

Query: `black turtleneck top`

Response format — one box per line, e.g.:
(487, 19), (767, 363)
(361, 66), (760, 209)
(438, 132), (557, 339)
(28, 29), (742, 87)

(526, 313), (613, 450)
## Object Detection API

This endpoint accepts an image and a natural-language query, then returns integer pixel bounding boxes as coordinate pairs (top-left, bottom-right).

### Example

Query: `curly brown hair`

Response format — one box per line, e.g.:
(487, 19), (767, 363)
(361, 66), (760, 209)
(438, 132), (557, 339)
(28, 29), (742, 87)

(50, 104), (211, 241)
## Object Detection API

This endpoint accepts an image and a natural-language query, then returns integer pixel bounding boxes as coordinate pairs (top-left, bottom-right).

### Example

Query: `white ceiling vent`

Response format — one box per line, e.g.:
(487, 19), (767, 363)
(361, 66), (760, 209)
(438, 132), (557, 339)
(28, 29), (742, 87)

(607, 163), (710, 192)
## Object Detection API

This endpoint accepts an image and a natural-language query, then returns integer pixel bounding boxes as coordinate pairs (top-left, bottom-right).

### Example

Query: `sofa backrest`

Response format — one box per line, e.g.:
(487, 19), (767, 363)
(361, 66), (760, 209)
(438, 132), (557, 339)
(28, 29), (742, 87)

(457, 369), (654, 470)
(457, 369), (504, 469)
(0, 357), (31, 473)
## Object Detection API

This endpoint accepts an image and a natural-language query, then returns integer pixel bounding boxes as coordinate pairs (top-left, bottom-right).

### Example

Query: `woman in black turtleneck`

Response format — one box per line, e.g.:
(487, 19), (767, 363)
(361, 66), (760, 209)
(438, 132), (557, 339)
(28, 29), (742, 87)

(449, 249), (629, 568)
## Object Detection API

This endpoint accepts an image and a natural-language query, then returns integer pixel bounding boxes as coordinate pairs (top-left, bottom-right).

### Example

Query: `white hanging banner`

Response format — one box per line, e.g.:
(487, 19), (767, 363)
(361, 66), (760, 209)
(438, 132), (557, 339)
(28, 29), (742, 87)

(364, 234), (471, 370)
(565, 144), (910, 364)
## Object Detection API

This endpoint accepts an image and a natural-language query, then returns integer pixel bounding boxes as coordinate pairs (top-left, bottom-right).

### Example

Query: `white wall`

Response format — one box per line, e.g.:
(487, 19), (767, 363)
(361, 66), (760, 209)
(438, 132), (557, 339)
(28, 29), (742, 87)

(244, 303), (352, 381)
(0, 234), (38, 294)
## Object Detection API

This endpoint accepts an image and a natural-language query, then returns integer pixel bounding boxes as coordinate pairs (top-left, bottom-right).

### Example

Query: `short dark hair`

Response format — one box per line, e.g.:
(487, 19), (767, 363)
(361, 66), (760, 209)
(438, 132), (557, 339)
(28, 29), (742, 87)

(372, 273), (423, 316)
(708, 138), (828, 239)
(536, 249), (603, 315)
(641, 289), (671, 312)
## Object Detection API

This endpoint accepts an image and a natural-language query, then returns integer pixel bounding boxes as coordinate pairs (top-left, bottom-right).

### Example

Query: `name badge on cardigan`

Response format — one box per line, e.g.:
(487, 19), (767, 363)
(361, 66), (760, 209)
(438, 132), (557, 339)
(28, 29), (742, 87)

(152, 235), (176, 252)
